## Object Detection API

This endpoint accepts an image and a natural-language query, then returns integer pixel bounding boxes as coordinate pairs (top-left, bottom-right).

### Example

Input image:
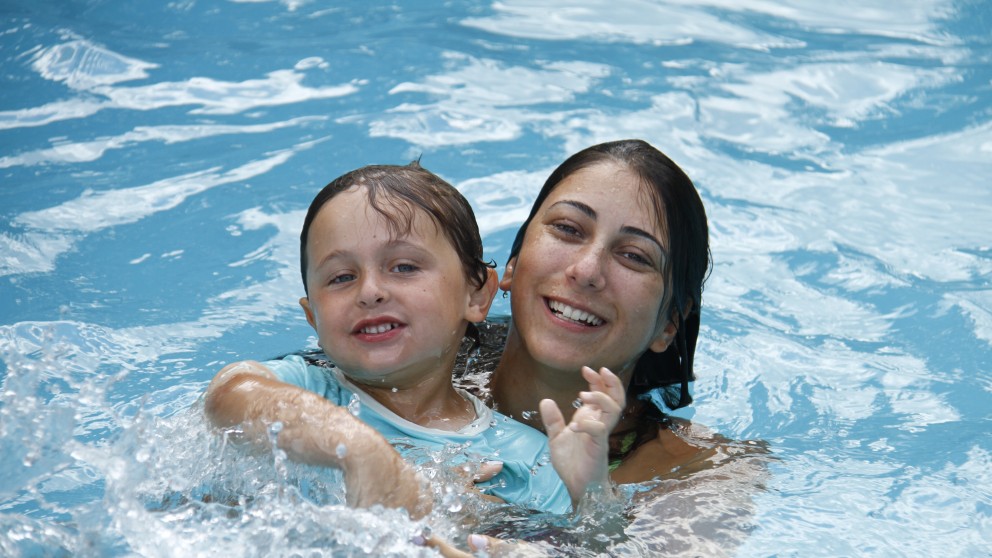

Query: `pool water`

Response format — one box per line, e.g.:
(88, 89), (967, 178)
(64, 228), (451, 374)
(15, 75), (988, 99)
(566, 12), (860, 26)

(2, 0), (990, 556)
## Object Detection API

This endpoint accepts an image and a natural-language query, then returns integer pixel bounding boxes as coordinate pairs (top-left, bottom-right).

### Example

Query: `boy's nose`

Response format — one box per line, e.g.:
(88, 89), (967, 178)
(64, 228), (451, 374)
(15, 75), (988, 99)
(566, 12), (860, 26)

(358, 275), (387, 306)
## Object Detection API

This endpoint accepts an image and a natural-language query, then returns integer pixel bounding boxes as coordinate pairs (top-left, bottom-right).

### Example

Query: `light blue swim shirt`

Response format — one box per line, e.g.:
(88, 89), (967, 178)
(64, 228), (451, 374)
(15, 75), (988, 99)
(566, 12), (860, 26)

(264, 355), (571, 514)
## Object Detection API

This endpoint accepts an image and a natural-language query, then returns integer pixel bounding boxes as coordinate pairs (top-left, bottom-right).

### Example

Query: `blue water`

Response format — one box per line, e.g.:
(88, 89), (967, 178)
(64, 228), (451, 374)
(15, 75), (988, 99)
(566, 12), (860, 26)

(2, 0), (990, 556)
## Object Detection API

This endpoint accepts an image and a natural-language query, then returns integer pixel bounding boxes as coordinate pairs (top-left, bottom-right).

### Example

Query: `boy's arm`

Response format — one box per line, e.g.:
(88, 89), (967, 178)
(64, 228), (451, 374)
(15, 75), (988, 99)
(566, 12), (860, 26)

(540, 366), (625, 508)
(204, 360), (431, 518)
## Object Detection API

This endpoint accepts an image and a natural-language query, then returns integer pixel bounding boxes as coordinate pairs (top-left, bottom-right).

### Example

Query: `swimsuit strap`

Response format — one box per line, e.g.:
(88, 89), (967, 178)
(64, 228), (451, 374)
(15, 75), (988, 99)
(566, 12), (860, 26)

(608, 431), (639, 472)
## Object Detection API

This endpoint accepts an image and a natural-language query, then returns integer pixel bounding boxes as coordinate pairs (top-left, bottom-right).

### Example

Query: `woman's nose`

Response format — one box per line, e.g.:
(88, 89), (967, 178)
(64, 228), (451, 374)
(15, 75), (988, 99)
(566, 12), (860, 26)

(566, 244), (607, 290)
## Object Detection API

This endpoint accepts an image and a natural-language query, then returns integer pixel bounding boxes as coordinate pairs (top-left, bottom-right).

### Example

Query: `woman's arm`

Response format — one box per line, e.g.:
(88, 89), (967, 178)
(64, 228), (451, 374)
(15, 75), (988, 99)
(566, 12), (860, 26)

(609, 418), (727, 485)
(204, 360), (431, 517)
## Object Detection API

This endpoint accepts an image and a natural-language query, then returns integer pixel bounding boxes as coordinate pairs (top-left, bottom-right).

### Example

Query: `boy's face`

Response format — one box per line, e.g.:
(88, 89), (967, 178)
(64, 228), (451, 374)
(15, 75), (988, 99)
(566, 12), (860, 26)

(300, 186), (492, 387)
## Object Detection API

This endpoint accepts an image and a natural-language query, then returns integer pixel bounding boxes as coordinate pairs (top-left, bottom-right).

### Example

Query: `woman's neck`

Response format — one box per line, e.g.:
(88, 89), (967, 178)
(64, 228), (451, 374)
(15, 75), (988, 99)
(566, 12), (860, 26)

(491, 327), (597, 431)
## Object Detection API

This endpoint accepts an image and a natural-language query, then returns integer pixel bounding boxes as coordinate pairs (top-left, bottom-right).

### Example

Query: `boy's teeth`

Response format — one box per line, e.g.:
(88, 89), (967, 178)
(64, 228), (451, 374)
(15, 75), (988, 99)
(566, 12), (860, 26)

(548, 300), (603, 326)
(362, 323), (397, 334)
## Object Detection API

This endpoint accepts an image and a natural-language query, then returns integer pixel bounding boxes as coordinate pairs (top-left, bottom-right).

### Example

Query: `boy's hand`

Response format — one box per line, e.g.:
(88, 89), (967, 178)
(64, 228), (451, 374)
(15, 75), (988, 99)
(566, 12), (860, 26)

(540, 366), (625, 506)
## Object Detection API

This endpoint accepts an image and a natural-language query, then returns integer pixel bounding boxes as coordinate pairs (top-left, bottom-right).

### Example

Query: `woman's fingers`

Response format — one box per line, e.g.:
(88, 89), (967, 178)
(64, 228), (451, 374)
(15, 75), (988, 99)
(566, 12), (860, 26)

(423, 536), (473, 558)
(580, 365), (603, 391)
(568, 418), (609, 438)
(473, 460), (503, 482)
(468, 533), (502, 552)
(599, 367), (625, 407)
(422, 534), (506, 557)
(539, 398), (566, 439)
(580, 366), (624, 406)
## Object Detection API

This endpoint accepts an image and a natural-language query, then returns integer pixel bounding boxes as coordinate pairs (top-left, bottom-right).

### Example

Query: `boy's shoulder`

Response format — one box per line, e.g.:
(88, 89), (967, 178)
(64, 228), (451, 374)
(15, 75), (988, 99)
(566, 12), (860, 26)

(263, 352), (346, 402)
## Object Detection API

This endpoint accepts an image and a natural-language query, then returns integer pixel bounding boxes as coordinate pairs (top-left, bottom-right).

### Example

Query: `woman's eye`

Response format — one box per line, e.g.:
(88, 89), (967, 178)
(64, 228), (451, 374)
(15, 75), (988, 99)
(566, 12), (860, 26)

(391, 263), (419, 273)
(620, 251), (652, 267)
(551, 222), (580, 237)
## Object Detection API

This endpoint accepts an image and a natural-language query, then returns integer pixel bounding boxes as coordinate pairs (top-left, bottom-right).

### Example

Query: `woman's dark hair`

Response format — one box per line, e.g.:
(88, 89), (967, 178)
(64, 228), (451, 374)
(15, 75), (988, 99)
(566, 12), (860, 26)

(508, 139), (711, 412)
(300, 161), (492, 296)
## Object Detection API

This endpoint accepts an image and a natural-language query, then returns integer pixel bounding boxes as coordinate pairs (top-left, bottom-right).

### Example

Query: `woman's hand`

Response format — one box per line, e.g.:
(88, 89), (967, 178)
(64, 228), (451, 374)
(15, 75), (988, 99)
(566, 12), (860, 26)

(540, 366), (625, 506)
(462, 460), (507, 504)
(424, 534), (515, 557)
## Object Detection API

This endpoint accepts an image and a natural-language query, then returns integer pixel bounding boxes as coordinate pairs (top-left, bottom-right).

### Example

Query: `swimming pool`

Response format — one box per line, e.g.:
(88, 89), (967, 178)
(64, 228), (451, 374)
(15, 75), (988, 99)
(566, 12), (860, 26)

(2, 0), (990, 555)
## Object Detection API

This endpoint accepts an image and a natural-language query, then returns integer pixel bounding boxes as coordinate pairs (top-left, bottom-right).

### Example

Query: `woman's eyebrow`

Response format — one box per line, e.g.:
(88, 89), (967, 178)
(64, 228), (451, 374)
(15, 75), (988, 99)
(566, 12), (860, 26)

(552, 199), (597, 219)
(620, 225), (666, 255)
(552, 199), (666, 253)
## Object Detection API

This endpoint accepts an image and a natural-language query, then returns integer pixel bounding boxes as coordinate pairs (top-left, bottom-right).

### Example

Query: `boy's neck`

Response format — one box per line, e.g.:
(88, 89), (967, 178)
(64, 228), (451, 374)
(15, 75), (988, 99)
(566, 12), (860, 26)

(349, 362), (476, 431)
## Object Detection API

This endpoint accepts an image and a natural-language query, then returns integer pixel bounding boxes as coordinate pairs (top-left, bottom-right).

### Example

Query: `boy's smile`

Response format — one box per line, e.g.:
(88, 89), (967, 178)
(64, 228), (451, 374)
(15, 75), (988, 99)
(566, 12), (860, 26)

(352, 316), (405, 341)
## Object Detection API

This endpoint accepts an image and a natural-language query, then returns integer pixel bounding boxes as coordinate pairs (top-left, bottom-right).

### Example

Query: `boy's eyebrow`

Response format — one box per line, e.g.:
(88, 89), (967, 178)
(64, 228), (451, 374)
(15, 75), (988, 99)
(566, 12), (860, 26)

(315, 250), (345, 269)
(313, 239), (433, 268)
(549, 199), (666, 253)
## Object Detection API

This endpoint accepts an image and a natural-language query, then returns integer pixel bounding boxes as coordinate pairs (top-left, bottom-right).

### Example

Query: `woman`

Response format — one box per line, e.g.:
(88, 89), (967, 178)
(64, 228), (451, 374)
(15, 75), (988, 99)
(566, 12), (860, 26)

(491, 139), (711, 484)
(427, 139), (721, 555)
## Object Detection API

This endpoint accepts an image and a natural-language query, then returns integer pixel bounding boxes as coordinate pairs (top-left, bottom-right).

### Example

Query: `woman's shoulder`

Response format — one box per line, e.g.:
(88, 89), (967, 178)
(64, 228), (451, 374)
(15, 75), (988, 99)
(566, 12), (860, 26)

(610, 418), (771, 485)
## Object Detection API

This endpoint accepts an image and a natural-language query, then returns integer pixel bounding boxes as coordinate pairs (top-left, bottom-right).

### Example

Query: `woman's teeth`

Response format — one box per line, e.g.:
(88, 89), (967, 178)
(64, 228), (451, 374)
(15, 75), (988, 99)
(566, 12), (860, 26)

(548, 300), (604, 326)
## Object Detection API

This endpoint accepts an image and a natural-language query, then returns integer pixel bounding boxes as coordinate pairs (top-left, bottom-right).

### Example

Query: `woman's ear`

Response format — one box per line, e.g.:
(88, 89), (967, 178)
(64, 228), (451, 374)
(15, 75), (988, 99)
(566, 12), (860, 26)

(649, 320), (677, 353)
(498, 257), (517, 292)
(648, 299), (694, 353)
(467, 268), (500, 322)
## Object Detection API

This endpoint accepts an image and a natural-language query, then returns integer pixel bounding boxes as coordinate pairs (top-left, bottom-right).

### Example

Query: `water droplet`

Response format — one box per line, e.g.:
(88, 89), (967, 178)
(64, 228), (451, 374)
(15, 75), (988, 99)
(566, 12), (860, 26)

(269, 421), (284, 435)
(336, 443), (347, 459)
(391, 387), (398, 393)
(521, 410), (538, 420)
(347, 394), (361, 416)
(572, 398), (583, 409)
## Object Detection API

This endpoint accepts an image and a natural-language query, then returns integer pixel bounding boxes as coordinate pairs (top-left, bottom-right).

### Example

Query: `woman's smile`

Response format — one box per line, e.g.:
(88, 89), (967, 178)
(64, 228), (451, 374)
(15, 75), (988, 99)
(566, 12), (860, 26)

(545, 298), (606, 328)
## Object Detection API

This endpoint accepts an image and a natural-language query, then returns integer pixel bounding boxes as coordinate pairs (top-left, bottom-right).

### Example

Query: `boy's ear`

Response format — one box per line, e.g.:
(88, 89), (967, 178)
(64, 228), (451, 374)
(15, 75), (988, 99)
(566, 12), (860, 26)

(467, 268), (500, 322)
(299, 297), (318, 330)
(498, 257), (517, 292)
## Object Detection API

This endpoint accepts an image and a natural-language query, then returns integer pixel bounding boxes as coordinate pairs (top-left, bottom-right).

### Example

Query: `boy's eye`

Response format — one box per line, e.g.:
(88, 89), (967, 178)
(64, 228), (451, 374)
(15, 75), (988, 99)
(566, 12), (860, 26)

(330, 273), (356, 284)
(391, 263), (419, 273)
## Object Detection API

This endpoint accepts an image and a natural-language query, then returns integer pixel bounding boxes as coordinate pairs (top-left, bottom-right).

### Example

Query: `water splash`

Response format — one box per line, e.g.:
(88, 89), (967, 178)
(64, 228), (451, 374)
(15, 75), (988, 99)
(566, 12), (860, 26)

(347, 394), (361, 416)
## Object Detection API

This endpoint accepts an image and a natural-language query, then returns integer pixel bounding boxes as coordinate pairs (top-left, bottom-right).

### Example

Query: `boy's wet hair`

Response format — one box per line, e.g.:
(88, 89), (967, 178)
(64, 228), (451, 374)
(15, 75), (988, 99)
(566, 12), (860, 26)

(300, 161), (493, 297)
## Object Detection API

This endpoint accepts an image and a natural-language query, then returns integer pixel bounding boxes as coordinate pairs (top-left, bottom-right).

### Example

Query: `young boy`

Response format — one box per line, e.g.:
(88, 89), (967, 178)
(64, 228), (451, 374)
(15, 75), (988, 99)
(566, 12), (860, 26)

(204, 162), (622, 518)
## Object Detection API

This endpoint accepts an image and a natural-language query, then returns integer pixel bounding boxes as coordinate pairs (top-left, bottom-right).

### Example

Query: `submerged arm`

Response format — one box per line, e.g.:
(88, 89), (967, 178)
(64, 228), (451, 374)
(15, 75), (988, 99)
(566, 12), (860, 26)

(204, 360), (430, 517)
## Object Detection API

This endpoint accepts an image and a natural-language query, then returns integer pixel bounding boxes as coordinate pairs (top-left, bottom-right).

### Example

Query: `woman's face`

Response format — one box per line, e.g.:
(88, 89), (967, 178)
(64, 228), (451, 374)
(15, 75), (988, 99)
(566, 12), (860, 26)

(501, 161), (677, 378)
